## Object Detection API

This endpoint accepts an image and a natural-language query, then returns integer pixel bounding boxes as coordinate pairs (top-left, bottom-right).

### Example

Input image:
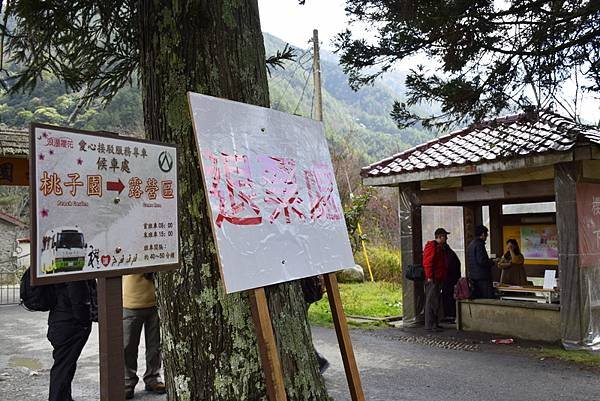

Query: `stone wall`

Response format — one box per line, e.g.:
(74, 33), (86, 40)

(0, 221), (25, 273)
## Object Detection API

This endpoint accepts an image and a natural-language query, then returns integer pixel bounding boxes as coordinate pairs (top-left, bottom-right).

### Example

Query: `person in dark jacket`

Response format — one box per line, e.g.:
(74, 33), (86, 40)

(466, 225), (496, 299)
(422, 228), (449, 331)
(47, 280), (96, 401)
(300, 275), (329, 374)
(441, 242), (461, 323)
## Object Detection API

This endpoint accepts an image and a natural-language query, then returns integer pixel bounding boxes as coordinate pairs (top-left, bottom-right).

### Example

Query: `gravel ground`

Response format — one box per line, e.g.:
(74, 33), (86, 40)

(1, 304), (598, 401)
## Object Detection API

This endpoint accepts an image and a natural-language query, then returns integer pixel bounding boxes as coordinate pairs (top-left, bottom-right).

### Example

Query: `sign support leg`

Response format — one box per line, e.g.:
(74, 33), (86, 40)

(249, 287), (288, 401)
(324, 272), (365, 401)
(98, 276), (125, 401)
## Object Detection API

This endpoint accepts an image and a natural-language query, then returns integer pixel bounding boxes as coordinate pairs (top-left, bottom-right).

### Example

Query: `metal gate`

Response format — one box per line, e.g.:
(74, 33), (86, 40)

(0, 258), (25, 305)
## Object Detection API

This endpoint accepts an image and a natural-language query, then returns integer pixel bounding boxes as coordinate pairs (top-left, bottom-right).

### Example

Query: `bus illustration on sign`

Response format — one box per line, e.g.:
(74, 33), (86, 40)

(41, 226), (87, 274)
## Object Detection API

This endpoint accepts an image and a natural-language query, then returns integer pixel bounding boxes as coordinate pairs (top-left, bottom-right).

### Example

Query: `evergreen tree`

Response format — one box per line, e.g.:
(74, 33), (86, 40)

(3, 1), (330, 400)
(335, 0), (600, 129)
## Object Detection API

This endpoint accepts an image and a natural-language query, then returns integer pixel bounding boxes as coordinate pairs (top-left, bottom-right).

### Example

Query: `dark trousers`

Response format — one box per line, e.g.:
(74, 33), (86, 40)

(425, 281), (442, 329)
(123, 307), (162, 390)
(473, 279), (495, 299)
(47, 323), (91, 401)
(442, 281), (457, 319)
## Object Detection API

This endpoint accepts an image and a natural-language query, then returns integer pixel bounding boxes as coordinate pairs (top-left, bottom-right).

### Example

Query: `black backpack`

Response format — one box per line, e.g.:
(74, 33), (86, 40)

(300, 275), (324, 304)
(20, 267), (57, 311)
(404, 264), (425, 281)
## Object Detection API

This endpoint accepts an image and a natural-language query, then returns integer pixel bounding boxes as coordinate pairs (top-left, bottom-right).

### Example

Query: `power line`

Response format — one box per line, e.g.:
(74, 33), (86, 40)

(271, 48), (312, 109)
(293, 64), (313, 115)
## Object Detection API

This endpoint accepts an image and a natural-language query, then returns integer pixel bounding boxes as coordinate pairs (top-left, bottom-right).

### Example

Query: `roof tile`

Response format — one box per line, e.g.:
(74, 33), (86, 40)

(362, 110), (600, 178)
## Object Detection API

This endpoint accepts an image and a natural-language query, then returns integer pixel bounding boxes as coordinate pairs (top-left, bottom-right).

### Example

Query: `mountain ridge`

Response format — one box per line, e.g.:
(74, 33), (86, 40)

(0, 33), (432, 162)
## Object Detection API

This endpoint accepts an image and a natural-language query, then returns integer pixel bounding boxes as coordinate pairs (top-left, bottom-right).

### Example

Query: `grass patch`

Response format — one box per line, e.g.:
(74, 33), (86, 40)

(308, 281), (402, 328)
(534, 347), (600, 368)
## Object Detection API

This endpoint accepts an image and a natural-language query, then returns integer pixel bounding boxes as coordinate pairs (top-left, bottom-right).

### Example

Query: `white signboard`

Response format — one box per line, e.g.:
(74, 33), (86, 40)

(543, 270), (557, 290)
(31, 124), (179, 284)
(188, 93), (354, 293)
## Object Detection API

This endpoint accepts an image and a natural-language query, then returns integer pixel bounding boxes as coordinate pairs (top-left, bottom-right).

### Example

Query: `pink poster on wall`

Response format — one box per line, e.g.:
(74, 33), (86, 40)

(577, 183), (600, 268)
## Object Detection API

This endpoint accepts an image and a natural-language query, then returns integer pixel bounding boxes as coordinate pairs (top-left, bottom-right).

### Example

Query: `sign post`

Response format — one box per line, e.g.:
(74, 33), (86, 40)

(323, 273), (365, 401)
(30, 123), (179, 401)
(188, 92), (363, 401)
(249, 288), (287, 401)
(98, 276), (125, 401)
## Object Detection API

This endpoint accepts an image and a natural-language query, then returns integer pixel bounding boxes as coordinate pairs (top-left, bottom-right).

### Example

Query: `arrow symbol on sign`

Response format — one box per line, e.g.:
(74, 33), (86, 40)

(106, 179), (125, 195)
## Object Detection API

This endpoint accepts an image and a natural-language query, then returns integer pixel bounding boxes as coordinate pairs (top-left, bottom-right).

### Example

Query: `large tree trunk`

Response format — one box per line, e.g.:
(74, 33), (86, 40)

(137, 1), (330, 400)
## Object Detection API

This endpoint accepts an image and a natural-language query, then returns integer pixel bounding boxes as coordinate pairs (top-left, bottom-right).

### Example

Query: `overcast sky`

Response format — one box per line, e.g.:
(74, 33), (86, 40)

(258, 0), (351, 51)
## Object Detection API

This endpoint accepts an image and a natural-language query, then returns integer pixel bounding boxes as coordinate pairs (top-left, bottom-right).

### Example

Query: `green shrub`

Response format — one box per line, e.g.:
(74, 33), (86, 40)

(354, 245), (401, 283)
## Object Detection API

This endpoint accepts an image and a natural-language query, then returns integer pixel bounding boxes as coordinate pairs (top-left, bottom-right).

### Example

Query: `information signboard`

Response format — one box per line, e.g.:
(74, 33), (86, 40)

(30, 123), (179, 284)
(188, 93), (354, 293)
(577, 183), (600, 268)
(502, 224), (558, 265)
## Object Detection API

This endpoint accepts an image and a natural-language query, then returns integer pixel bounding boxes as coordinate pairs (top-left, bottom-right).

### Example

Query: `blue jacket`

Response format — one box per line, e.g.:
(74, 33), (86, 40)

(467, 238), (494, 280)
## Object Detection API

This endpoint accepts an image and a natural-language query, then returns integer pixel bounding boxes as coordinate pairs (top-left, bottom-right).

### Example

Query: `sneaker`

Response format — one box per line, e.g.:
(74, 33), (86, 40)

(145, 382), (166, 394)
(125, 388), (134, 399)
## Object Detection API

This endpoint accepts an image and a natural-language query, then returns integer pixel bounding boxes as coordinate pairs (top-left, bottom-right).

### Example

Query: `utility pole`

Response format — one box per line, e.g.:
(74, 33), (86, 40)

(312, 29), (323, 122)
(311, 29), (365, 401)
(311, 29), (374, 283)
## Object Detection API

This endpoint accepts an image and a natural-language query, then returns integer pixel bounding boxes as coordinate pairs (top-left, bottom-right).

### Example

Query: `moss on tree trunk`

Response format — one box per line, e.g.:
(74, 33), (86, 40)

(137, 1), (331, 400)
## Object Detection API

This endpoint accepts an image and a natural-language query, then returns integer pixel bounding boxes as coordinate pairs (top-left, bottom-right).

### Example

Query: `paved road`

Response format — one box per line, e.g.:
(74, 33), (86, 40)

(316, 327), (599, 401)
(1, 304), (598, 401)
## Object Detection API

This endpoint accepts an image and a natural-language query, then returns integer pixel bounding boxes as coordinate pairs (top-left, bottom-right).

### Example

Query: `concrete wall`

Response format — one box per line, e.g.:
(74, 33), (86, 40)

(458, 299), (560, 343)
(0, 222), (27, 272)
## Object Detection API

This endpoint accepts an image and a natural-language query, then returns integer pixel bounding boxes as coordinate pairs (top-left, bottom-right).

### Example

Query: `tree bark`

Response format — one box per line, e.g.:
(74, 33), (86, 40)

(137, 1), (330, 400)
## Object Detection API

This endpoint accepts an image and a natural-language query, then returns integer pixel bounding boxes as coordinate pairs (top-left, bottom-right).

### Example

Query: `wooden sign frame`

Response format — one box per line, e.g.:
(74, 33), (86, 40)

(29, 123), (180, 285)
(187, 95), (364, 401)
(29, 124), (180, 401)
(245, 275), (365, 401)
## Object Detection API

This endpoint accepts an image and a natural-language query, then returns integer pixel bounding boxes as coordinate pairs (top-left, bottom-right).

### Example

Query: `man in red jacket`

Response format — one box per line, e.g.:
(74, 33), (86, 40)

(423, 228), (449, 332)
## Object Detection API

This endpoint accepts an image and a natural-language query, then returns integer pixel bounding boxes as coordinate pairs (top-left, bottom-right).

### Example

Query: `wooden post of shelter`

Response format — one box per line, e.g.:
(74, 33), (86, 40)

(398, 183), (424, 326)
(312, 29), (365, 401)
(489, 202), (503, 282)
(555, 161), (584, 344)
(489, 202), (503, 257)
(462, 205), (476, 275)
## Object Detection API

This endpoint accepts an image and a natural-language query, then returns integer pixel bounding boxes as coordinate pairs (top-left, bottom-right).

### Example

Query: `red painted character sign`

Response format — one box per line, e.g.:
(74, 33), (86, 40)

(189, 93), (354, 293)
(577, 183), (600, 268)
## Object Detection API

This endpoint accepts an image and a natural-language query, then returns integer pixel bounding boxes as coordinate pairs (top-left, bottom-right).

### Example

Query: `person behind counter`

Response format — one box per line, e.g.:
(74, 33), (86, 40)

(498, 239), (528, 286)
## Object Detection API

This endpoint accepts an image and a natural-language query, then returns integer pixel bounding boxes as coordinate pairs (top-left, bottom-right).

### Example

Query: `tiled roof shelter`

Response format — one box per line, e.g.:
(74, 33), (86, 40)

(0, 128), (29, 186)
(0, 128), (28, 158)
(361, 110), (600, 350)
(362, 110), (600, 185)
